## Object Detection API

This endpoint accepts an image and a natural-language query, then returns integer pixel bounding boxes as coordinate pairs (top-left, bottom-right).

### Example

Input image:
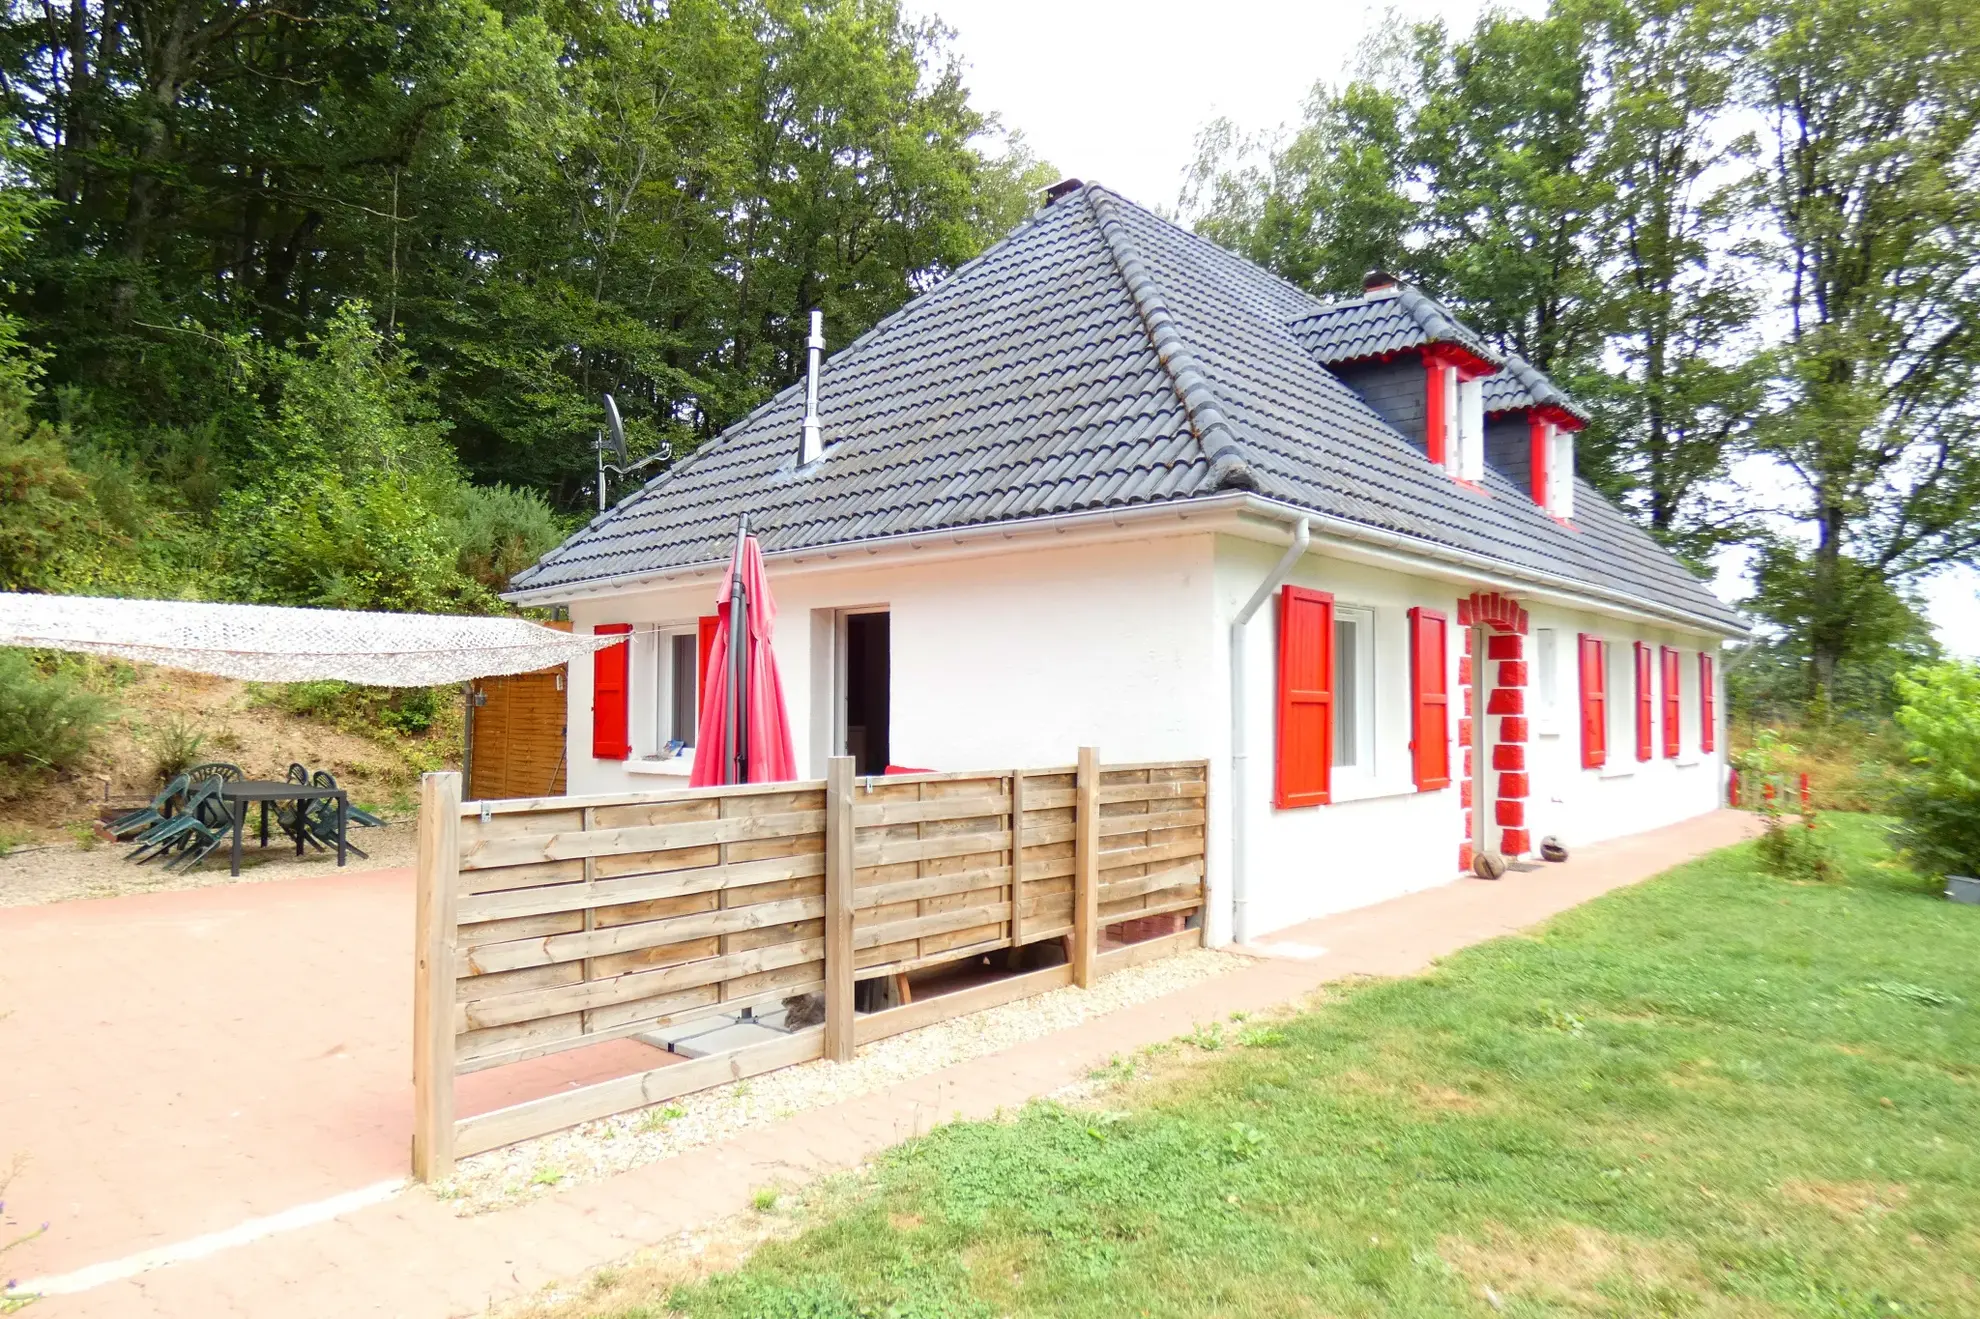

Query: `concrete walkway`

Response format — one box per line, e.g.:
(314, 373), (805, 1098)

(6, 809), (1759, 1318)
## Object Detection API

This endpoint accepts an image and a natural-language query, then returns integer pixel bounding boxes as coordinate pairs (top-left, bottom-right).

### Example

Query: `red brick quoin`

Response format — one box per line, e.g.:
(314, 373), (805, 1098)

(1456, 590), (1532, 867)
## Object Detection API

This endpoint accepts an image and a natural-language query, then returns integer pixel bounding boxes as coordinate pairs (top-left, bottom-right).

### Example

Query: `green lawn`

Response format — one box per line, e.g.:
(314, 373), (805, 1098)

(613, 817), (1980, 1318)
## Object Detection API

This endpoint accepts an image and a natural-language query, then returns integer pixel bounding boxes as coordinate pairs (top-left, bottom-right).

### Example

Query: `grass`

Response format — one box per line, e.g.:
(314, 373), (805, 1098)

(552, 815), (1980, 1319)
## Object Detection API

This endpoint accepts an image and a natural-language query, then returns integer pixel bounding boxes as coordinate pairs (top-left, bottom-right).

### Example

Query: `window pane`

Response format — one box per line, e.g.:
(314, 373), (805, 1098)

(670, 633), (699, 745)
(1536, 628), (1557, 707)
(1333, 618), (1357, 767)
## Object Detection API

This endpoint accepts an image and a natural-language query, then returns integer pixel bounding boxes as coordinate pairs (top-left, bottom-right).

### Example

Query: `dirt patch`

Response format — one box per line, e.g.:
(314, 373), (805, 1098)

(1780, 1179), (1910, 1220)
(1410, 1082), (1487, 1113)
(1442, 1223), (1762, 1315)
(0, 661), (452, 847)
(0, 820), (415, 906)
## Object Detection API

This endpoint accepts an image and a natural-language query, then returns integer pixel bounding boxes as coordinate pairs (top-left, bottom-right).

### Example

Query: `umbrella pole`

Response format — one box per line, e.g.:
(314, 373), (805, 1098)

(727, 516), (750, 785)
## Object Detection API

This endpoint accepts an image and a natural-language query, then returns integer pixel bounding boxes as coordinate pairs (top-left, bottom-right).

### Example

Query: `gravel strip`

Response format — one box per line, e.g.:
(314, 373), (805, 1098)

(438, 946), (1248, 1214)
(0, 822), (415, 907)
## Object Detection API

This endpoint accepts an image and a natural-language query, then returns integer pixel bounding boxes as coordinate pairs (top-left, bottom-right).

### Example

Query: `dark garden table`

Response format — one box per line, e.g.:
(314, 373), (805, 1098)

(219, 780), (348, 877)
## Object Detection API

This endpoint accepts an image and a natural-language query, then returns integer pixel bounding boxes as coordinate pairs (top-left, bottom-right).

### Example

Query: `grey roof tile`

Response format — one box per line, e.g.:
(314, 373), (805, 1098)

(511, 185), (1738, 632)
(1290, 286), (1501, 367)
(1481, 349), (1592, 422)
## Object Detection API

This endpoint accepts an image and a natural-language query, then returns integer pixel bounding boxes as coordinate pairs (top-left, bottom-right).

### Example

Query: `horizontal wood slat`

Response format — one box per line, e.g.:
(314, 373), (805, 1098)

(454, 1028), (825, 1157)
(417, 752), (1210, 1176)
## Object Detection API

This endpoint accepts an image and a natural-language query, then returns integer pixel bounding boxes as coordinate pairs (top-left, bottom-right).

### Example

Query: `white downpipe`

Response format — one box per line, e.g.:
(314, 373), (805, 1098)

(1228, 516), (1309, 945)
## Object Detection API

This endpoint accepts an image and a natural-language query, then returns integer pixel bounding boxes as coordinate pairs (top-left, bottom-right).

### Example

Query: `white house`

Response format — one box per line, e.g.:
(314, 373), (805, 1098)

(505, 182), (1744, 946)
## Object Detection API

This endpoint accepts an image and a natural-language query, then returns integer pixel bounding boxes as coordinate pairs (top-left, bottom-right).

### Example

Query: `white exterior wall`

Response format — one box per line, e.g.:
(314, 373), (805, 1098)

(1519, 605), (1726, 850)
(554, 525), (1728, 946)
(1209, 536), (1468, 939)
(564, 535), (1219, 795)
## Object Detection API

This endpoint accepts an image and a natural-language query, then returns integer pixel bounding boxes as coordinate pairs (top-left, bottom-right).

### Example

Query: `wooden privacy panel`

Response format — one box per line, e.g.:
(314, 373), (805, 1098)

(411, 754), (1210, 1178)
(451, 782), (828, 1076)
(1094, 762), (1209, 927)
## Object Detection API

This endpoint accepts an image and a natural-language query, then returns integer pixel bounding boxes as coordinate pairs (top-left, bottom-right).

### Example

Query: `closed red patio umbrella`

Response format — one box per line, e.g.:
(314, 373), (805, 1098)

(690, 518), (796, 786)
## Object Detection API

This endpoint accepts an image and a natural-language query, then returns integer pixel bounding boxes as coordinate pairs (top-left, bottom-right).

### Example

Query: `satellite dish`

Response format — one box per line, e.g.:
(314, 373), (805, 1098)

(602, 393), (628, 465)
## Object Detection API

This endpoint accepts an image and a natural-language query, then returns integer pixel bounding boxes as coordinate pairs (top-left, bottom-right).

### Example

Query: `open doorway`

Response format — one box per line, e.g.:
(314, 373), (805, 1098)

(842, 610), (890, 774)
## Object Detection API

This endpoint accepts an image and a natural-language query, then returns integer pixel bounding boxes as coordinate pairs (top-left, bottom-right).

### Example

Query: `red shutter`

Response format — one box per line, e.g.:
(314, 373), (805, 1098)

(1634, 642), (1653, 761)
(591, 623), (632, 760)
(1274, 586), (1333, 808)
(1578, 634), (1607, 768)
(1698, 652), (1716, 753)
(1408, 607), (1450, 791)
(697, 615), (720, 690)
(1424, 359), (1449, 467)
(1661, 646), (1681, 758)
(1529, 414), (1550, 507)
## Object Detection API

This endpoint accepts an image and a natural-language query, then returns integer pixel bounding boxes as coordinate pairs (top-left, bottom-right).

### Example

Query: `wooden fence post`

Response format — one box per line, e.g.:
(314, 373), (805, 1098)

(1073, 746), (1100, 988)
(824, 756), (856, 1062)
(411, 771), (462, 1182)
(1009, 769), (1028, 951)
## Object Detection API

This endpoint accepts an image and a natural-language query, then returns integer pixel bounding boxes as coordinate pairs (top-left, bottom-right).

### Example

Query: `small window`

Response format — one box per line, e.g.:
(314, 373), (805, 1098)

(1456, 376), (1485, 481)
(1535, 627), (1559, 711)
(1547, 426), (1575, 519)
(668, 633), (699, 744)
(1332, 609), (1375, 772)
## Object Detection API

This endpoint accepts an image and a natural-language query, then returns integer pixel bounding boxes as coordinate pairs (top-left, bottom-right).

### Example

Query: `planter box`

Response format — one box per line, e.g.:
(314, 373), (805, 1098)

(1948, 875), (1980, 906)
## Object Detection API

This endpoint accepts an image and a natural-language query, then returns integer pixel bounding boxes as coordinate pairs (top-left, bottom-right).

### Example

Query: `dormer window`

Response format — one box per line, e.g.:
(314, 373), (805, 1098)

(1424, 347), (1490, 482)
(1528, 411), (1579, 520)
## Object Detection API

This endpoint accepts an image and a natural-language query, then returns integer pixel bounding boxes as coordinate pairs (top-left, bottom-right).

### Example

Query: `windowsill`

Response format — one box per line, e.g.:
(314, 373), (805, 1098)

(1598, 766), (1636, 781)
(1674, 756), (1702, 768)
(1328, 778), (1430, 806)
(627, 756), (694, 777)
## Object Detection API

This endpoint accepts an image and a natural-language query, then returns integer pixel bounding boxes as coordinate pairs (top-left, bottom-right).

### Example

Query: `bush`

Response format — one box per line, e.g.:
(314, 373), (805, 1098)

(1891, 661), (1980, 880)
(0, 650), (108, 775)
(1733, 728), (1838, 883)
(145, 713), (207, 781)
(251, 678), (446, 739)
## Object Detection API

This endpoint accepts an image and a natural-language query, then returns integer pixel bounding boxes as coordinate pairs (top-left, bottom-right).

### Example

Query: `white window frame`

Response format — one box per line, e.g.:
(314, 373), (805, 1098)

(1603, 636), (1636, 777)
(1456, 376), (1485, 482)
(634, 621), (702, 763)
(1546, 424), (1575, 519)
(1534, 626), (1560, 736)
(1330, 605), (1377, 782)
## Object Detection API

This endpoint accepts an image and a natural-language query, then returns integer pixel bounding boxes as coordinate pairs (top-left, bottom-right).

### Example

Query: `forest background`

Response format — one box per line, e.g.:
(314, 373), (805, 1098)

(2, 0), (1977, 825)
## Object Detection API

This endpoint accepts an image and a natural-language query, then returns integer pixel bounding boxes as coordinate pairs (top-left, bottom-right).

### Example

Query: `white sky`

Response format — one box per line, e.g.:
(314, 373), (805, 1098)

(919, 0), (1980, 658)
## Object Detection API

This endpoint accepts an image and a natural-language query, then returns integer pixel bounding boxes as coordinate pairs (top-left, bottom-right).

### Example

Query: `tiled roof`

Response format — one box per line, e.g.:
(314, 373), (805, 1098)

(1289, 285), (1502, 368)
(1482, 350), (1591, 423)
(510, 185), (1739, 632)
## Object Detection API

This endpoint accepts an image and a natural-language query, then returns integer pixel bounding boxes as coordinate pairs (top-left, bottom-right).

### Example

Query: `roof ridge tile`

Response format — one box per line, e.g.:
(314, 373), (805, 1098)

(1082, 184), (1257, 492)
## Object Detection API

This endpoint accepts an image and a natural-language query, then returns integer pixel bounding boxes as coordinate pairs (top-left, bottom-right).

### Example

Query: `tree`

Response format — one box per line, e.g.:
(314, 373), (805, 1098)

(1583, 0), (1761, 561)
(1740, 0), (1980, 704)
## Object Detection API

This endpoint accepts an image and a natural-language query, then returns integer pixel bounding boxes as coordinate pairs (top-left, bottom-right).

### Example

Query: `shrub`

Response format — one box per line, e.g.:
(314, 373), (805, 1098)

(0, 650), (107, 775)
(145, 713), (207, 781)
(1733, 728), (1838, 883)
(1891, 661), (1980, 880)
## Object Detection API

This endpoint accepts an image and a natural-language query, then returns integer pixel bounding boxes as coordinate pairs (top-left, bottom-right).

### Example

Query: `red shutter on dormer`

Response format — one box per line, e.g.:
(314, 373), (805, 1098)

(1633, 642), (1653, 761)
(1578, 634), (1607, 769)
(591, 623), (633, 760)
(1699, 653), (1716, 753)
(1408, 607), (1450, 791)
(1529, 414), (1550, 507)
(1661, 646), (1681, 758)
(1424, 358), (1450, 467)
(1274, 586), (1334, 808)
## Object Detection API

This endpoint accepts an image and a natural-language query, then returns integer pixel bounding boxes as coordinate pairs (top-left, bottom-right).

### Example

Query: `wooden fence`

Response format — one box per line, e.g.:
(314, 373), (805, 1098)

(411, 748), (1208, 1179)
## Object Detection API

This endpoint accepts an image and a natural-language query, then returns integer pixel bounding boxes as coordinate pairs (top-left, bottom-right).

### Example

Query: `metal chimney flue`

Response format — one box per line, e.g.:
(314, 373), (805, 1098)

(799, 309), (823, 465)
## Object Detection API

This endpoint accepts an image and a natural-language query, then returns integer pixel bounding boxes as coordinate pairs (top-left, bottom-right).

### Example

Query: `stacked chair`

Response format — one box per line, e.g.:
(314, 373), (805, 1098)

(121, 763), (243, 871)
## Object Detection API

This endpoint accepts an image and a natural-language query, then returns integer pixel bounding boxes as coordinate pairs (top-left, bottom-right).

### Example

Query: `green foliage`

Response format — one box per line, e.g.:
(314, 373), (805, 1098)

(144, 714), (207, 782)
(1890, 660), (1980, 879)
(0, 650), (108, 777)
(1187, 0), (1980, 692)
(1734, 728), (1840, 881)
(251, 679), (450, 741)
(647, 817), (1978, 1319)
